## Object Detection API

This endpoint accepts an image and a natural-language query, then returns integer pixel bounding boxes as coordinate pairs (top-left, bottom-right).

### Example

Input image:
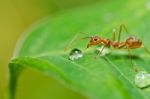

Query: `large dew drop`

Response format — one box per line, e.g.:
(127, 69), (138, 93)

(134, 71), (150, 88)
(69, 48), (83, 60)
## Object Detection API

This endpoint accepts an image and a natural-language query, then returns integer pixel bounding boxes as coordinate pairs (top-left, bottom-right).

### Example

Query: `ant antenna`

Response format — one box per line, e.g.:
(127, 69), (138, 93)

(64, 32), (90, 51)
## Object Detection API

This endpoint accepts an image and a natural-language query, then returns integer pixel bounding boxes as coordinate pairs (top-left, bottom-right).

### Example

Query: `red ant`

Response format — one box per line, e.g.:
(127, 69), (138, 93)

(65, 24), (150, 69)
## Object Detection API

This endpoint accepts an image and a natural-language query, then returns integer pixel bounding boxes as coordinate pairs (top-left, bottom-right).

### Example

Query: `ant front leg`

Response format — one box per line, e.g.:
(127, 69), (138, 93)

(99, 45), (106, 55)
(94, 45), (106, 59)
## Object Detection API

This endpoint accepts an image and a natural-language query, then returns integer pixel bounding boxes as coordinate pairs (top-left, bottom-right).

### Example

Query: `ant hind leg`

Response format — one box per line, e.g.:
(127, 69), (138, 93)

(128, 49), (139, 72)
(143, 46), (150, 56)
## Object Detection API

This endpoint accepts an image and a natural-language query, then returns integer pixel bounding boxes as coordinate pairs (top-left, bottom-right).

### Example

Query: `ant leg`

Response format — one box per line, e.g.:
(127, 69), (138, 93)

(95, 46), (106, 59)
(118, 24), (129, 42)
(118, 42), (126, 49)
(99, 46), (105, 55)
(128, 49), (138, 72)
(128, 49), (134, 67)
(112, 28), (116, 41)
(143, 46), (150, 56)
(64, 32), (90, 51)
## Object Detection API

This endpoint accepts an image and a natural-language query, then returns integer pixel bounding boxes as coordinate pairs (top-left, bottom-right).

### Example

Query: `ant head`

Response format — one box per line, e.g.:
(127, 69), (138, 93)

(87, 36), (102, 48)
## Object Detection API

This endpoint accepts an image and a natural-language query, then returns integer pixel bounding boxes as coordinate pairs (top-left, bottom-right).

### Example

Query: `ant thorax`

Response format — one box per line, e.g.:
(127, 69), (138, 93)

(111, 41), (119, 48)
(101, 38), (111, 47)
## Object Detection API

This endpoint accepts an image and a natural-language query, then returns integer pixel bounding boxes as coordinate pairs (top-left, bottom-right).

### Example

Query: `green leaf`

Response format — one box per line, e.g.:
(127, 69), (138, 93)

(9, 0), (150, 99)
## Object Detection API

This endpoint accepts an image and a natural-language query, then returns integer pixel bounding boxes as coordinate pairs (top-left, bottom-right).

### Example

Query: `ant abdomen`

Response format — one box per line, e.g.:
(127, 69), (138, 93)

(126, 36), (142, 49)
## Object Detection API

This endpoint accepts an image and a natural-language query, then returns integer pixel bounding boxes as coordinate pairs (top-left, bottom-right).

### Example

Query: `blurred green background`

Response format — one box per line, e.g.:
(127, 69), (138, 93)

(0, 0), (103, 99)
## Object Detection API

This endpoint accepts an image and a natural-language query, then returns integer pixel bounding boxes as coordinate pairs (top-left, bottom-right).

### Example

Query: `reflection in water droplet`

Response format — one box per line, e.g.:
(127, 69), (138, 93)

(95, 46), (111, 56)
(134, 71), (150, 88)
(69, 48), (83, 60)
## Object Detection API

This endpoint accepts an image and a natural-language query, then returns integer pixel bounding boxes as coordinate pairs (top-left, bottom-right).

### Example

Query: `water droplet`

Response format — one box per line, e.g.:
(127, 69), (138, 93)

(134, 71), (150, 88)
(95, 46), (111, 56)
(69, 48), (83, 60)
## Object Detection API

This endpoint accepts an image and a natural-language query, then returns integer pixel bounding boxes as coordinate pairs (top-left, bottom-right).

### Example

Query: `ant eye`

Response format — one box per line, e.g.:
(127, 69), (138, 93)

(94, 38), (97, 41)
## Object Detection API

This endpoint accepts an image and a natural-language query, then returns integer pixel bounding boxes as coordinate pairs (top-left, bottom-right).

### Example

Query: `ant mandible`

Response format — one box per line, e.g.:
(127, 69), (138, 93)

(65, 24), (150, 69)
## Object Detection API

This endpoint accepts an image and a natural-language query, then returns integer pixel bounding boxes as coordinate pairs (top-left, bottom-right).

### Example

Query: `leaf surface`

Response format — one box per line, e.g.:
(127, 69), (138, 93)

(9, 0), (150, 99)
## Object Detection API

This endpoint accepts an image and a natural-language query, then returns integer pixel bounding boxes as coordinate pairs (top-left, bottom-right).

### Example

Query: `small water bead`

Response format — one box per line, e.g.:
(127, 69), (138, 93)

(69, 48), (83, 60)
(134, 71), (150, 88)
(95, 46), (111, 56)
